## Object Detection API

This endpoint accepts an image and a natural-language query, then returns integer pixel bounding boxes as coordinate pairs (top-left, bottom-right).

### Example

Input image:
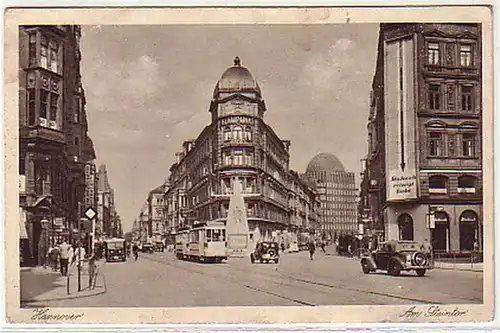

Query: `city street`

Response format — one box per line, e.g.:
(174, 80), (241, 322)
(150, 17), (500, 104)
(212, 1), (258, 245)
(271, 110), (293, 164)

(39, 250), (483, 307)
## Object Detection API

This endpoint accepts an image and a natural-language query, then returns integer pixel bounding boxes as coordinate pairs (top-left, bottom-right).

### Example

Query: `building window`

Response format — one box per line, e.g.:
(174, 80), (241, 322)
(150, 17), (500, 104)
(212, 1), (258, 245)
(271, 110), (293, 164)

(49, 42), (59, 73)
(429, 84), (441, 110)
(462, 134), (476, 157)
(458, 176), (477, 194)
(233, 149), (244, 165)
(460, 44), (472, 67)
(223, 126), (231, 141)
(461, 86), (473, 111)
(427, 42), (440, 65)
(429, 132), (443, 156)
(40, 89), (49, 124)
(233, 126), (244, 141)
(29, 33), (37, 67)
(27, 88), (36, 125)
(224, 152), (232, 166)
(50, 93), (58, 124)
(245, 126), (252, 141)
(40, 37), (48, 69)
(428, 175), (448, 194)
(244, 150), (253, 165)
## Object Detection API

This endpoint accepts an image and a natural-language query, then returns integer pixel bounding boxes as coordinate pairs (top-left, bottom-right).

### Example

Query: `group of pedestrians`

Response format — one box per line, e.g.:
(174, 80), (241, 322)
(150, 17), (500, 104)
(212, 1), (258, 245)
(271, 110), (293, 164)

(308, 239), (327, 260)
(46, 241), (87, 276)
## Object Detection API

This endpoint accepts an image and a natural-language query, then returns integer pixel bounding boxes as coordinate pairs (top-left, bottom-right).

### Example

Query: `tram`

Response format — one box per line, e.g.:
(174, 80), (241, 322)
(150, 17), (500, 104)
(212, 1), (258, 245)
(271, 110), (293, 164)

(174, 221), (228, 263)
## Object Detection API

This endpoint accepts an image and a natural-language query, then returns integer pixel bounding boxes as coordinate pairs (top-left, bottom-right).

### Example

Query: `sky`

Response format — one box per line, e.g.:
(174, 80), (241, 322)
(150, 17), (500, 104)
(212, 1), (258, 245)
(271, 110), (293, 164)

(80, 24), (379, 232)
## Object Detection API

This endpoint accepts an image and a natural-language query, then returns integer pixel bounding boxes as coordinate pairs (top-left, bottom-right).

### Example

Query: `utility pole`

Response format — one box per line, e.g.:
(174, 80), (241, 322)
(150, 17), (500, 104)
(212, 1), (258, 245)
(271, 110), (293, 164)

(77, 201), (82, 292)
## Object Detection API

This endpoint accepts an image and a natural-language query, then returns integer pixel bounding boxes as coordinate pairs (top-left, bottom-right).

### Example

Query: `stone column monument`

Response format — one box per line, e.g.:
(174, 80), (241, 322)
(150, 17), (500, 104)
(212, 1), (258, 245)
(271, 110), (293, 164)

(226, 179), (249, 257)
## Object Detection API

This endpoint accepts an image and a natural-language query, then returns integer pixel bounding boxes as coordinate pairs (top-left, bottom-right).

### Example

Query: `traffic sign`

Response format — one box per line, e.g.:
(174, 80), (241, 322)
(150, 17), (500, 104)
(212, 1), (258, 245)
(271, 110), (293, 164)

(84, 207), (97, 220)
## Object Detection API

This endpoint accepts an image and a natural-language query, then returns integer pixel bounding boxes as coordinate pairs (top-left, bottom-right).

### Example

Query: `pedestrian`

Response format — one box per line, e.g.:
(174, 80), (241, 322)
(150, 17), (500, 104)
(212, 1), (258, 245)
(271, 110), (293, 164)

(421, 238), (432, 254)
(45, 244), (54, 269)
(74, 242), (87, 274)
(133, 243), (139, 261)
(58, 241), (73, 276)
(473, 239), (480, 262)
(370, 235), (379, 252)
(320, 241), (326, 253)
(49, 245), (60, 272)
(308, 240), (316, 260)
(280, 242), (285, 254)
(88, 255), (97, 289)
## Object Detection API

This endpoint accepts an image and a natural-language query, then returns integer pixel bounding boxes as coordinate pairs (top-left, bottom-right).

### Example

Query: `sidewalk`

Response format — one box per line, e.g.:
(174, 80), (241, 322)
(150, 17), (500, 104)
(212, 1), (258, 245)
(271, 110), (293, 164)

(21, 260), (107, 307)
(433, 261), (483, 272)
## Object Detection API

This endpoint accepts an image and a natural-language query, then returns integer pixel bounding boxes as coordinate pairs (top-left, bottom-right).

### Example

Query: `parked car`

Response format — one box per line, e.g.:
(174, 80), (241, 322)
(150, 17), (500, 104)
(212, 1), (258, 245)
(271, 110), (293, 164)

(360, 240), (433, 276)
(154, 241), (165, 252)
(298, 242), (309, 251)
(250, 241), (280, 264)
(142, 243), (154, 253)
(288, 241), (300, 253)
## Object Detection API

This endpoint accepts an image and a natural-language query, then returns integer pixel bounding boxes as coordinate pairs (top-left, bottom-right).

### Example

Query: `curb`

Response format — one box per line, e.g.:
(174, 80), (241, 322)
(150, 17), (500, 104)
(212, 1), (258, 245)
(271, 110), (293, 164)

(433, 266), (483, 272)
(324, 253), (484, 272)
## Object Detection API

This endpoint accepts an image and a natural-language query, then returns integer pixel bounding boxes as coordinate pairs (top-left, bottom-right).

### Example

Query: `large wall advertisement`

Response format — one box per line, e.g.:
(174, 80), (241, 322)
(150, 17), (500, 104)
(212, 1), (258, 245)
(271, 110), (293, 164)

(384, 37), (419, 201)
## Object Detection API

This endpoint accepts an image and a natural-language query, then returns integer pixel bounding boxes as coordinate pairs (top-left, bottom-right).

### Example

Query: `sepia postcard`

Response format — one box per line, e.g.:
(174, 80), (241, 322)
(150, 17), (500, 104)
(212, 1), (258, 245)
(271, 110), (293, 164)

(3, 6), (494, 326)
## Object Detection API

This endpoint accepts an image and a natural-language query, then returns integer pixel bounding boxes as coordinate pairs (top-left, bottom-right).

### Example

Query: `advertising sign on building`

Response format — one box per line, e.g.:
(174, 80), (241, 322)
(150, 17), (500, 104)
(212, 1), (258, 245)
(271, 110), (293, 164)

(384, 37), (419, 202)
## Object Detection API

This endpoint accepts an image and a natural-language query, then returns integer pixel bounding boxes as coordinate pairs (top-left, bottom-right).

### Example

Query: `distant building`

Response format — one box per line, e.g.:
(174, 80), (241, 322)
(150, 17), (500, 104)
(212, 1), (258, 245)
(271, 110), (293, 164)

(148, 183), (168, 238)
(97, 164), (115, 237)
(359, 23), (483, 253)
(305, 153), (358, 240)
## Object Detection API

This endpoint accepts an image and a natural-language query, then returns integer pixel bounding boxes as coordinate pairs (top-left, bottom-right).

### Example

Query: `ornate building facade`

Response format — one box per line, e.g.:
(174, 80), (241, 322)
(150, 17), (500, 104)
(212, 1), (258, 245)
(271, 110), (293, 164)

(359, 23), (483, 253)
(164, 57), (319, 248)
(19, 25), (96, 265)
(305, 153), (358, 240)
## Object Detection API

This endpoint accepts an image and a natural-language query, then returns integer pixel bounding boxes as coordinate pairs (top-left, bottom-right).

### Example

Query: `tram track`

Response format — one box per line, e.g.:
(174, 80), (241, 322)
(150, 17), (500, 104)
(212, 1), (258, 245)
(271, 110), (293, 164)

(141, 254), (318, 306)
(225, 257), (481, 304)
(140, 253), (461, 306)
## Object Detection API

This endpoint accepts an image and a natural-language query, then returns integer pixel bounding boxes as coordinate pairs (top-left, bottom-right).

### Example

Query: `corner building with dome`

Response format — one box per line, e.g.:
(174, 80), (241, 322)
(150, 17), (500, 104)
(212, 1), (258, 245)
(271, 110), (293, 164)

(164, 58), (320, 248)
(304, 153), (358, 241)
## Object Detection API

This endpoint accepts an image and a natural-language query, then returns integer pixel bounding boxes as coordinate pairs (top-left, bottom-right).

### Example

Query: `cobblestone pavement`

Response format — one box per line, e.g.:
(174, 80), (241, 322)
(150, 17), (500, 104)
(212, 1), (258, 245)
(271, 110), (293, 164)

(35, 250), (482, 308)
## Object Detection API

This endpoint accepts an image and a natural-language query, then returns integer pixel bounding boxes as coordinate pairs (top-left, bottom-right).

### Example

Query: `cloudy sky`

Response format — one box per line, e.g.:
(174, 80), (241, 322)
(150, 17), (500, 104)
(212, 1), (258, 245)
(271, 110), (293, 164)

(80, 24), (379, 232)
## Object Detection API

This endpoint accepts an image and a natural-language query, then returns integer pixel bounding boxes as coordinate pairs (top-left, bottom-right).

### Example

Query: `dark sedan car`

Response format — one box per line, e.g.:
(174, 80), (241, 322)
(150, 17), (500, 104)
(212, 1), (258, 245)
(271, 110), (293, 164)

(250, 241), (280, 264)
(360, 240), (433, 276)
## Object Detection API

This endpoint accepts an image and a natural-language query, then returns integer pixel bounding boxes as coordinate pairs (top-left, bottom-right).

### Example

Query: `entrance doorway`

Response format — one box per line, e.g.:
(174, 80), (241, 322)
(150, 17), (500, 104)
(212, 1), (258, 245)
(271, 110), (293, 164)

(459, 210), (479, 251)
(431, 212), (450, 252)
(398, 213), (414, 241)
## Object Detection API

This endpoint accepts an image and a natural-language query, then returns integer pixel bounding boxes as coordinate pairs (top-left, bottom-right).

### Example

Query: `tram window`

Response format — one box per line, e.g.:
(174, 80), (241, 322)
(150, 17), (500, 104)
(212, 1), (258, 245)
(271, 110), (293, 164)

(206, 230), (212, 241)
(212, 229), (225, 241)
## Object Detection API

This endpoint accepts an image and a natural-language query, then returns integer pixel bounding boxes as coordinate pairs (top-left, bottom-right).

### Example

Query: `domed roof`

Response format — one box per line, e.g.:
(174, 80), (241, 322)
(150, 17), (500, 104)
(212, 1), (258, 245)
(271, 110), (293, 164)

(306, 153), (345, 173)
(216, 57), (261, 93)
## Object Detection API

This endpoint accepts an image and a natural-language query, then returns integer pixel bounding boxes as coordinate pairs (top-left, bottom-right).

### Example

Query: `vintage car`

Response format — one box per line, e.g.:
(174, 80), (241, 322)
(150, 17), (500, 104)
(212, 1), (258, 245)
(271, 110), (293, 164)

(250, 241), (280, 264)
(154, 241), (165, 252)
(288, 241), (300, 253)
(104, 238), (127, 262)
(360, 240), (433, 276)
(142, 242), (154, 253)
(298, 242), (309, 251)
